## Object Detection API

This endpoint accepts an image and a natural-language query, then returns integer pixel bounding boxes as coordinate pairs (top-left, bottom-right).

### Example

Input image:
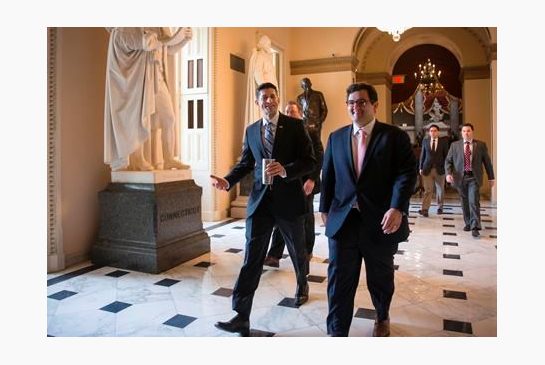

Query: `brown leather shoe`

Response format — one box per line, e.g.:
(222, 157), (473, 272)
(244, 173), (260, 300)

(263, 256), (280, 268)
(372, 319), (390, 337)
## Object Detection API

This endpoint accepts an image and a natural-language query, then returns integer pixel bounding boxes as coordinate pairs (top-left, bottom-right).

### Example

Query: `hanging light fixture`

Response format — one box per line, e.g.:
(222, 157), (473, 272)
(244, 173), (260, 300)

(377, 27), (410, 42)
(414, 58), (443, 94)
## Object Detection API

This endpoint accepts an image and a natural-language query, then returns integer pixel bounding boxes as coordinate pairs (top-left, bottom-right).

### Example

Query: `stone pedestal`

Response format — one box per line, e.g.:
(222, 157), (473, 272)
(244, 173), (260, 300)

(230, 170), (254, 218)
(92, 170), (210, 274)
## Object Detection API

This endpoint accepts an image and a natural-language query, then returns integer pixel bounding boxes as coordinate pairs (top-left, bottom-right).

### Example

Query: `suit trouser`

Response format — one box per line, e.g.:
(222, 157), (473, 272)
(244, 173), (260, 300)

(457, 174), (481, 230)
(267, 194), (315, 258)
(421, 168), (445, 211)
(327, 209), (397, 336)
(232, 198), (308, 319)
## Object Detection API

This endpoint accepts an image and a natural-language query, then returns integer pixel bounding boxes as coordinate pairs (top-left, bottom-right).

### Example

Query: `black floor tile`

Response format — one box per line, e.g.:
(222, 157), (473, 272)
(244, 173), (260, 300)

(314, 232), (321, 236)
(212, 287), (233, 297)
(443, 254), (461, 260)
(443, 290), (467, 300)
(442, 217), (454, 221)
(249, 329), (276, 337)
(443, 319), (473, 334)
(408, 215), (418, 219)
(394, 264), (399, 270)
(322, 258), (330, 264)
(47, 264), (104, 287)
(443, 269), (463, 277)
(442, 224), (455, 228)
(278, 297), (298, 308)
(409, 222), (415, 225)
(481, 213), (490, 216)
(163, 314), (197, 329)
(490, 235), (497, 238)
(232, 226), (245, 230)
(307, 275), (326, 283)
(100, 301), (132, 313)
(105, 270), (130, 278)
(194, 261), (214, 268)
(225, 248), (242, 253)
(48, 290), (77, 300)
(443, 232), (457, 236)
(154, 278), (180, 287)
(443, 241), (458, 246)
(482, 219), (493, 222)
(485, 226), (497, 230)
(281, 254), (289, 259)
(354, 307), (376, 320)
(396, 249), (405, 255)
(210, 234), (225, 238)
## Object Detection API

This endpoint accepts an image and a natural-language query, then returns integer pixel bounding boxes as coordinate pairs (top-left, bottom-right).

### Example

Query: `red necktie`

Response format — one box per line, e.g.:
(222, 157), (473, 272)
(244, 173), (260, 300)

(464, 141), (471, 172)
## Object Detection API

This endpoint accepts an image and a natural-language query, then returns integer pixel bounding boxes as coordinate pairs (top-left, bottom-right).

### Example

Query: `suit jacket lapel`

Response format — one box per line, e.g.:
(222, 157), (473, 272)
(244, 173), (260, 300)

(359, 121), (384, 177)
(344, 125), (357, 180)
(273, 115), (286, 158)
(254, 119), (266, 158)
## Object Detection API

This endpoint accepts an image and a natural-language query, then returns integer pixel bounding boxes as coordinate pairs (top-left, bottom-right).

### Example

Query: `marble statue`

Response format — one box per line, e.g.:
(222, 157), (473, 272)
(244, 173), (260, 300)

(104, 27), (193, 171)
(244, 34), (278, 129)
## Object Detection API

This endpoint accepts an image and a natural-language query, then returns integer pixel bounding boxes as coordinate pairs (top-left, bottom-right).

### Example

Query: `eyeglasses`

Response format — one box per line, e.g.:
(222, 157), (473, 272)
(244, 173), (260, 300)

(346, 99), (370, 107)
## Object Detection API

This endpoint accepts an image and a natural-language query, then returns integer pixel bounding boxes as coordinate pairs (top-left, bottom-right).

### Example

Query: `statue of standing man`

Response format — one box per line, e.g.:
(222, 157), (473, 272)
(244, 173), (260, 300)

(104, 27), (193, 172)
(297, 78), (328, 139)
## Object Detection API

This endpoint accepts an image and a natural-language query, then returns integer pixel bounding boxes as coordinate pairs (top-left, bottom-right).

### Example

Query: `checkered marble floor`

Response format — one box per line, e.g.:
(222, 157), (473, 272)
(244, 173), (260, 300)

(47, 197), (496, 337)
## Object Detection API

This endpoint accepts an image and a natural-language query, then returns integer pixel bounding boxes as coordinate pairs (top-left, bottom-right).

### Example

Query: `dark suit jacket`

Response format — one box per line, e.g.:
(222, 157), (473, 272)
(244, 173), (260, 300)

(319, 121), (416, 244)
(419, 136), (449, 175)
(305, 129), (324, 195)
(225, 113), (317, 219)
(445, 139), (495, 188)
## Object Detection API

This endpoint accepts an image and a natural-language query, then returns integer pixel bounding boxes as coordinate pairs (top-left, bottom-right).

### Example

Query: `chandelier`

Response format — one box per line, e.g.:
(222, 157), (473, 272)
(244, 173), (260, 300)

(377, 27), (410, 42)
(414, 58), (443, 94)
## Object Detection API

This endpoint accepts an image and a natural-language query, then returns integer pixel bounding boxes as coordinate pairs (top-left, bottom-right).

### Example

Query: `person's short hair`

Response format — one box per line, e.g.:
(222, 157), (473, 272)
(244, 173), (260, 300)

(346, 83), (378, 103)
(286, 100), (299, 108)
(256, 82), (278, 99)
(428, 124), (440, 131)
(462, 123), (474, 131)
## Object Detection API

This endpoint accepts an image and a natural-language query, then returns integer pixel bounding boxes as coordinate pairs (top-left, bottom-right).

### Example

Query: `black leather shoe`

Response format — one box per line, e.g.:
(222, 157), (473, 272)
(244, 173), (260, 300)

(418, 209), (429, 217)
(294, 283), (309, 307)
(437, 208), (443, 214)
(472, 229), (480, 237)
(463, 225), (471, 231)
(214, 315), (250, 336)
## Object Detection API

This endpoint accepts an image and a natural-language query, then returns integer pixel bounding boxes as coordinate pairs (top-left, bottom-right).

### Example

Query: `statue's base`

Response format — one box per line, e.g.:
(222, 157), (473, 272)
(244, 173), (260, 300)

(92, 177), (210, 274)
(229, 167), (253, 218)
(111, 169), (192, 184)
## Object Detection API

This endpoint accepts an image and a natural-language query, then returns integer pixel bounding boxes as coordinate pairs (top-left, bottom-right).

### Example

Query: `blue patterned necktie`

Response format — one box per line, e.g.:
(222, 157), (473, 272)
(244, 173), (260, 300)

(263, 122), (275, 158)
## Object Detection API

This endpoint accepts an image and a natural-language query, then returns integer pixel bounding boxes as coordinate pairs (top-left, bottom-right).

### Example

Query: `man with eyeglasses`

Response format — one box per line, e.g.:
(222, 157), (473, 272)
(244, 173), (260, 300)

(320, 83), (416, 337)
(210, 83), (316, 336)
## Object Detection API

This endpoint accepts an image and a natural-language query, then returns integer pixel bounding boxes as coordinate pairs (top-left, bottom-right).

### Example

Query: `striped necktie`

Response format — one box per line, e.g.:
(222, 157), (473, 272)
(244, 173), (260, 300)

(263, 122), (275, 158)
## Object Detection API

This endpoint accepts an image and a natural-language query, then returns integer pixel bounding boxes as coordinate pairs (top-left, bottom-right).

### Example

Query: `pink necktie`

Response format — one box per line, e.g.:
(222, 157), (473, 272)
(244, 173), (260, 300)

(356, 129), (367, 177)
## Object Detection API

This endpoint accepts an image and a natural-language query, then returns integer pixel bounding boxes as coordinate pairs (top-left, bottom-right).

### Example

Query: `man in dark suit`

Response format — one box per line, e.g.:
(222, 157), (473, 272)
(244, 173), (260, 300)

(264, 101), (324, 267)
(445, 123), (495, 237)
(210, 83), (316, 336)
(418, 124), (449, 216)
(320, 83), (416, 337)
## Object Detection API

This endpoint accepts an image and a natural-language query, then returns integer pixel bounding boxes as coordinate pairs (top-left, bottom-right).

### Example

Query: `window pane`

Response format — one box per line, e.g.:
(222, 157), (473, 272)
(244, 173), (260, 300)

(188, 100), (194, 129)
(197, 99), (203, 129)
(197, 59), (203, 87)
(187, 60), (194, 88)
